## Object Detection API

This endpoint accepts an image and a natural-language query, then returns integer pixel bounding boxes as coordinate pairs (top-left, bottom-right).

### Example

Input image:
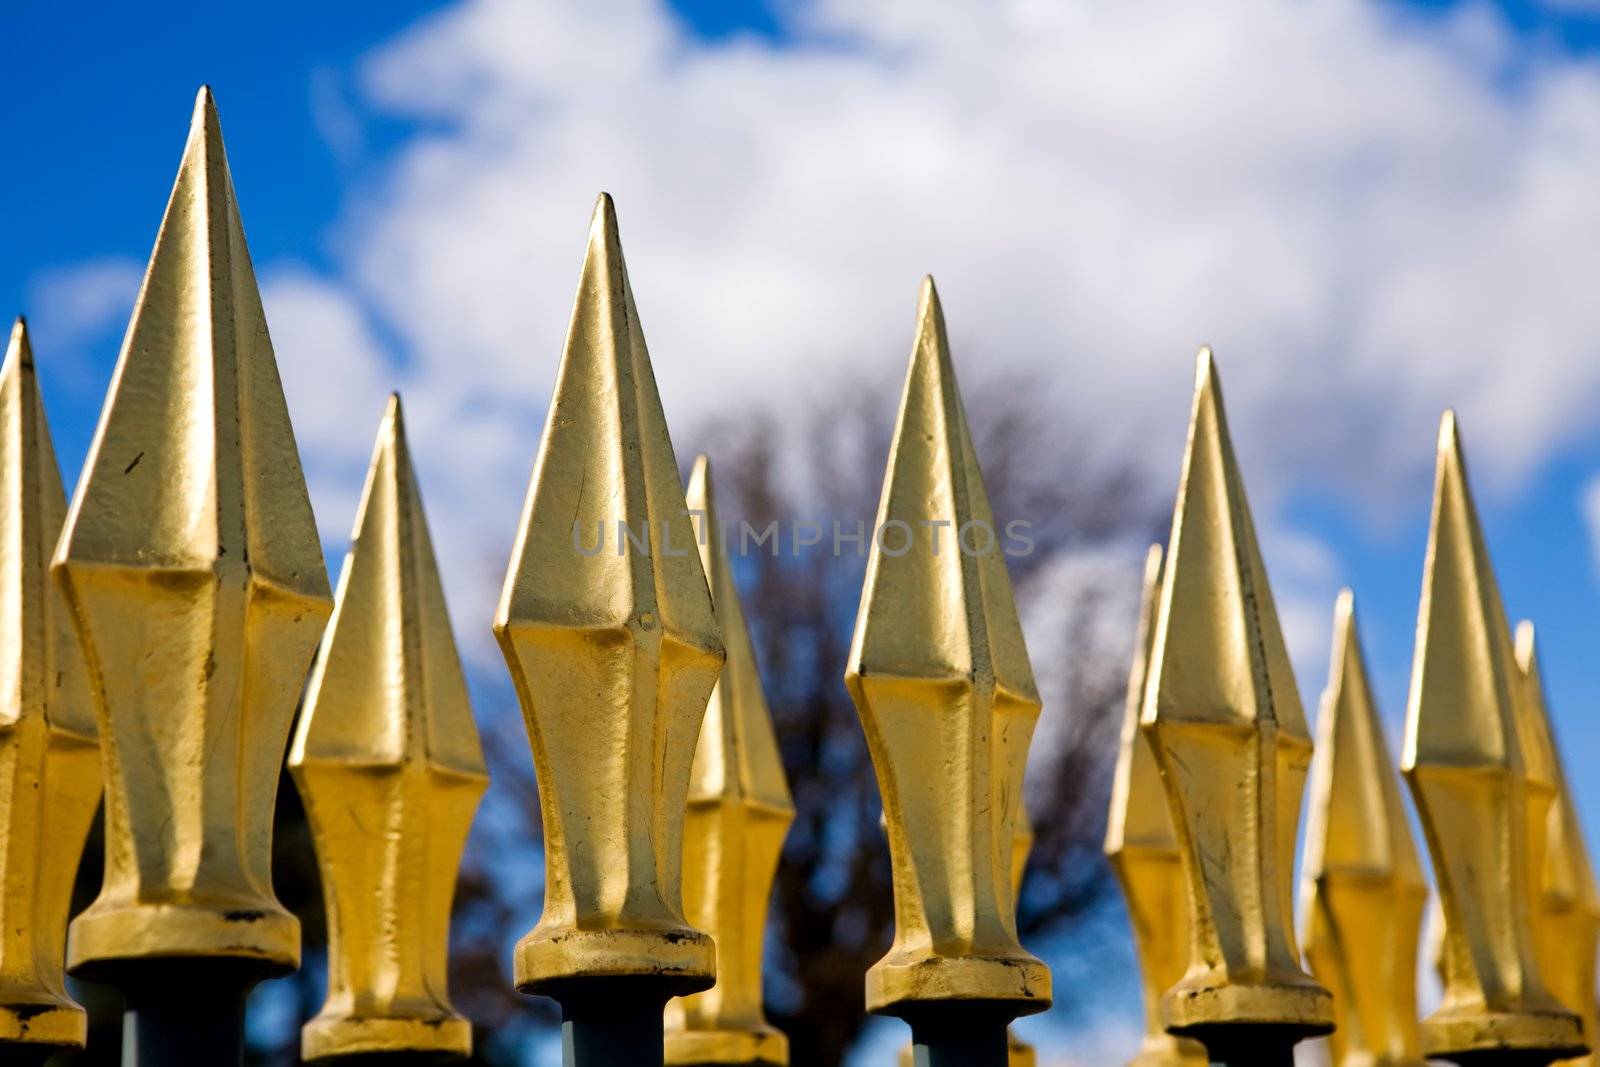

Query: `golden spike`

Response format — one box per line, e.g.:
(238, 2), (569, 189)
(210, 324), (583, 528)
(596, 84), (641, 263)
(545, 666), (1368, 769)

(1400, 411), (1582, 1062)
(55, 88), (332, 977)
(844, 277), (1050, 1027)
(1299, 590), (1428, 1067)
(494, 194), (723, 998)
(0, 320), (101, 1053)
(289, 396), (488, 1062)
(1515, 622), (1600, 1067)
(1138, 350), (1332, 1057)
(664, 455), (794, 1067)
(1105, 544), (1207, 1067)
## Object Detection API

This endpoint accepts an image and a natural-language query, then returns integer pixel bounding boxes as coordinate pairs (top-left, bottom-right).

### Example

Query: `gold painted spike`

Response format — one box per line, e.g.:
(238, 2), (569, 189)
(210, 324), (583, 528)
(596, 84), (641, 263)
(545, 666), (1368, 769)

(289, 396), (488, 1063)
(1400, 412), (1582, 1061)
(1139, 350), (1332, 1045)
(665, 455), (794, 1067)
(1299, 590), (1428, 1067)
(494, 194), (723, 996)
(845, 277), (1050, 1020)
(0, 321), (101, 1052)
(55, 88), (332, 978)
(1516, 622), (1600, 1067)
(1106, 544), (1207, 1067)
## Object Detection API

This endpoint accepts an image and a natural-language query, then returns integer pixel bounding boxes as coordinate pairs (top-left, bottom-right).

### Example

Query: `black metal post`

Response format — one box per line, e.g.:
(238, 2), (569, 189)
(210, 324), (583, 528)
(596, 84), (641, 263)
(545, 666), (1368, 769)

(903, 1005), (1012, 1067)
(554, 982), (673, 1067)
(1197, 1034), (1298, 1067)
(97, 960), (261, 1067)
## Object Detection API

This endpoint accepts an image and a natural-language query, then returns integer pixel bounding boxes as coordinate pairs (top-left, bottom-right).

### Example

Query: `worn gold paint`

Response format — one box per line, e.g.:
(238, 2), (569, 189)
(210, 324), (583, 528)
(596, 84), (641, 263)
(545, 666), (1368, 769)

(845, 277), (1050, 1019)
(1401, 412), (1583, 1062)
(1515, 622), (1600, 1067)
(1139, 351), (1332, 1044)
(1299, 590), (1427, 1067)
(495, 194), (723, 995)
(1105, 544), (1207, 1067)
(664, 455), (794, 1067)
(56, 88), (332, 976)
(0, 321), (101, 1051)
(290, 397), (488, 1062)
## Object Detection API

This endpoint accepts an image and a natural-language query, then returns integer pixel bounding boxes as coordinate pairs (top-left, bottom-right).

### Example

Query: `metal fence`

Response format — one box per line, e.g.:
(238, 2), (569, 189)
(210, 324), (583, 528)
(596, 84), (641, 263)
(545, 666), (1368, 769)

(1, 87), (1594, 1067)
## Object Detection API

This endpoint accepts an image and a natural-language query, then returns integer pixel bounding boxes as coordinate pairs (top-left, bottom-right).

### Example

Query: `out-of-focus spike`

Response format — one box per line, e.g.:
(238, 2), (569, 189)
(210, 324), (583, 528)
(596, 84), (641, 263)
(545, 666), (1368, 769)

(1515, 622), (1600, 1067)
(289, 397), (488, 1062)
(845, 278), (1050, 1041)
(55, 87), (332, 980)
(1139, 350), (1332, 1061)
(664, 455), (793, 1067)
(0, 321), (101, 1055)
(1106, 544), (1207, 1067)
(494, 194), (723, 1003)
(1299, 590), (1427, 1067)
(1400, 412), (1582, 1062)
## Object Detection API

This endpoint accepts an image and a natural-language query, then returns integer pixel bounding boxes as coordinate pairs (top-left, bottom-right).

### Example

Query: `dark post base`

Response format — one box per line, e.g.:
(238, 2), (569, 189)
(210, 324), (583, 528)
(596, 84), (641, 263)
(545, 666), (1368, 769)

(1196, 1034), (1299, 1067)
(553, 981), (675, 1067)
(901, 1004), (1014, 1067)
(0, 1047), (57, 1067)
(85, 959), (264, 1067)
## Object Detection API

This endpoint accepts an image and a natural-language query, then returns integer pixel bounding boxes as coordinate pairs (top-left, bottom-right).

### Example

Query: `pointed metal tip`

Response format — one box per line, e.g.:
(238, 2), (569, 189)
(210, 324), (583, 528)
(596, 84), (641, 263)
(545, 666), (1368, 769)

(1335, 586), (1355, 622)
(593, 191), (617, 222)
(1195, 344), (1216, 376)
(5, 317), (29, 368)
(1438, 408), (1461, 452)
(193, 85), (219, 125)
(1143, 541), (1164, 583)
(1515, 618), (1536, 671)
(385, 390), (404, 418)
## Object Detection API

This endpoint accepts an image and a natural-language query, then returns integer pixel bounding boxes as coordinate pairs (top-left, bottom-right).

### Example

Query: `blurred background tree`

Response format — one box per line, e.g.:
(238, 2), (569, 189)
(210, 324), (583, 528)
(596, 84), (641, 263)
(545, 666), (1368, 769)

(57, 374), (1164, 1067)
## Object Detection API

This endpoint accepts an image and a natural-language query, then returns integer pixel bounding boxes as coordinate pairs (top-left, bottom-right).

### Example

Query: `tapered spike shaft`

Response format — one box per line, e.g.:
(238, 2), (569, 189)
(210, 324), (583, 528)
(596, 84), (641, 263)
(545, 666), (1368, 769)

(1105, 544), (1207, 1067)
(55, 87), (332, 984)
(289, 397), (488, 1063)
(1515, 623), (1600, 1067)
(1299, 591), (1428, 1067)
(495, 195), (723, 1020)
(845, 278), (1050, 1058)
(0, 321), (101, 1056)
(663, 456), (794, 1067)
(1138, 351), (1332, 1058)
(1400, 412), (1583, 1063)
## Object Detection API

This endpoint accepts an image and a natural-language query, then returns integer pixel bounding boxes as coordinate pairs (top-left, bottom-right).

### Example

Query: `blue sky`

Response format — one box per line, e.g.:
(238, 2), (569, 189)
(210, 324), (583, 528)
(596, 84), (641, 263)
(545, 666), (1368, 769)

(10, 0), (1600, 1061)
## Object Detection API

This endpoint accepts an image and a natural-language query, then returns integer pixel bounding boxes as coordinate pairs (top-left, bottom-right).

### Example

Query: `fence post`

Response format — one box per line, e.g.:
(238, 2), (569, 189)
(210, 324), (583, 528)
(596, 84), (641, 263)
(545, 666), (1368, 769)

(1517, 623), (1600, 1067)
(1138, 351), (1333, 1067)
(0, 320), (102, 1066)
(662, 455), (795, 1067)
(52, 87), (334, 1066)
(845, 277), (1051, 1067)
(1299, 590), (1428, 1067)
(1104, 544), (1207, 1067)
(494, 194), (722, 1067)
(288, 396), (489, 1063)
(1401, 414), (1585, 1065)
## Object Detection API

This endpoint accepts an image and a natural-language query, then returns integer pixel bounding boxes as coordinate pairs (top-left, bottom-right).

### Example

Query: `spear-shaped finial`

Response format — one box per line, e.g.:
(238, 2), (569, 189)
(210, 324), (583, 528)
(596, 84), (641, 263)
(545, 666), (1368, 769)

(494, 194), (723, 1062)
(1300, 590), (1428, 1067)
(845, 277), (1050, 1067)
(0, 320), (101, 1059)
(1106, 544), (1207, 1067)
(289, 397), (488, 1063)
(1139, 350), (1331, 1066)
(54, 87), (333, 1061)
(1515, 622), (1600, 1067)
(1401, 412), (1583, 1063)
(664, 455), (793, 1067)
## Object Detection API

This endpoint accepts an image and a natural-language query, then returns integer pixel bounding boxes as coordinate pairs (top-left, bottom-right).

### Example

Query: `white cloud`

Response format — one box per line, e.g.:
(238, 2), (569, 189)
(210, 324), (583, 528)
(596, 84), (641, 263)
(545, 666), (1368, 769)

(241, 0), (1600, 646)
